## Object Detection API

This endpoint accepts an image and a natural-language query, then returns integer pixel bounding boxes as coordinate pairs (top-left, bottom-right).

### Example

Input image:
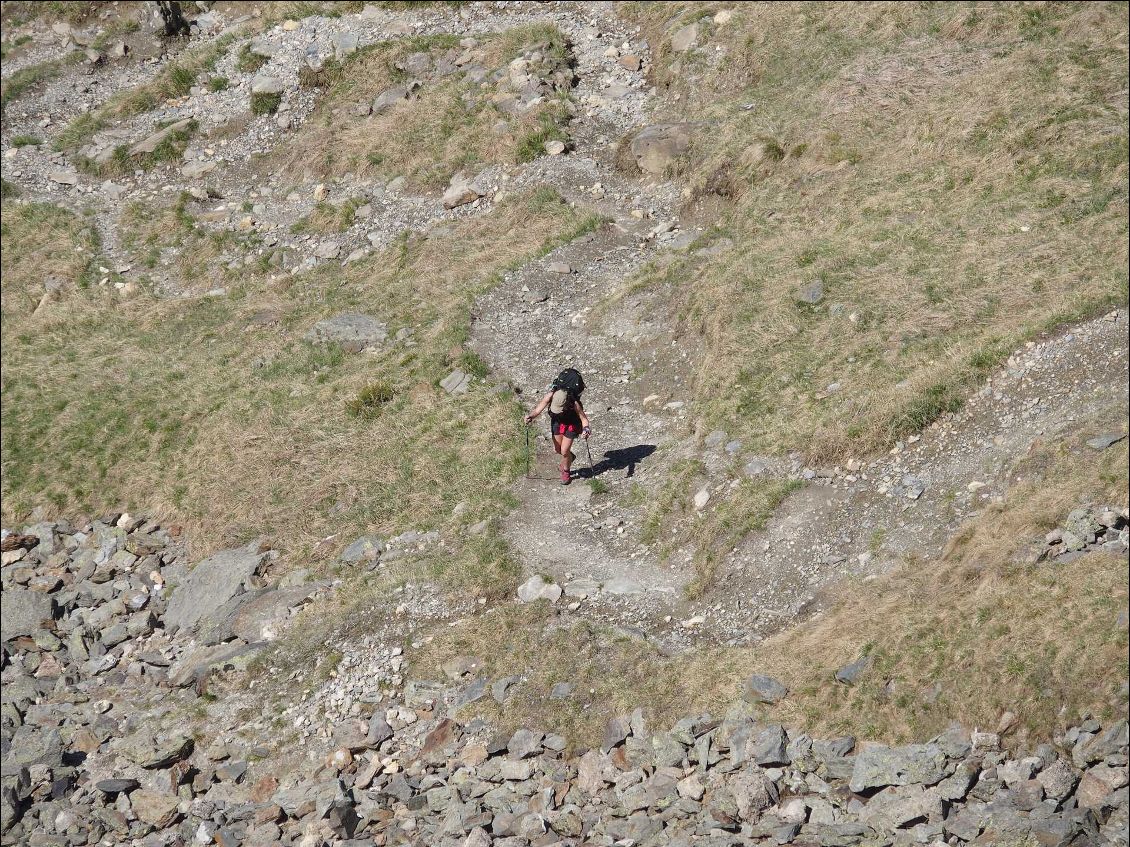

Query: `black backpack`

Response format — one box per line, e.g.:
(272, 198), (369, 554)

(551, 368), (585, 401)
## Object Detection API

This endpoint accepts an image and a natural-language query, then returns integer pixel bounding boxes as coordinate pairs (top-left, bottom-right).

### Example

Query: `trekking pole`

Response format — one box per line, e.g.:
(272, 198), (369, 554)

(585, 435), (595, 478)
(524, 423), (531, 479)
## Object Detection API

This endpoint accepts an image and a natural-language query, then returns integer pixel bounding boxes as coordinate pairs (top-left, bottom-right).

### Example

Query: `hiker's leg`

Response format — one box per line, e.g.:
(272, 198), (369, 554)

(552, 433), (564, 455)
(559, 436), (575, 473)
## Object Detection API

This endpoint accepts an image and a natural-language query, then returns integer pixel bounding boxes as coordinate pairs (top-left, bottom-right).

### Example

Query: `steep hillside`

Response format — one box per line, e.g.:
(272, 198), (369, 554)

(1, 2), (1127, 846)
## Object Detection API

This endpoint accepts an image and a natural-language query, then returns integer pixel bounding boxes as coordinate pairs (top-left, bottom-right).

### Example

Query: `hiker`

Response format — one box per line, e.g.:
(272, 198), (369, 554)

(524, 368), (591, 485)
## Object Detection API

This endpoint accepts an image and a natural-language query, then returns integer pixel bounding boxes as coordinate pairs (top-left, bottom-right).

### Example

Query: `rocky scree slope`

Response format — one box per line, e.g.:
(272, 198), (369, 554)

(3, 516), (1130, 846)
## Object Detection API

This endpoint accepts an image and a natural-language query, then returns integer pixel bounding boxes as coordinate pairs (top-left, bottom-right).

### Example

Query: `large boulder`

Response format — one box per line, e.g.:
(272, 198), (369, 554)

(849, 743), (948, 793)
(164, 545), (266, 635)
(0, 590), (55, 642)
(629, 123), (693, 175)
(305, 313), (388, 353)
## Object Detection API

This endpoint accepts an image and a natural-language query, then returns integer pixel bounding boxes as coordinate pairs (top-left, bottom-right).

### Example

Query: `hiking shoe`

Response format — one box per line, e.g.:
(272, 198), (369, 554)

(560, 469), (571, 485)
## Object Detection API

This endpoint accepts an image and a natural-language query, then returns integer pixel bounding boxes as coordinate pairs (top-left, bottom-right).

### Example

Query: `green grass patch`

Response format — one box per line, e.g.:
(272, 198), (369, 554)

(345, 380), (395, 420)
(237, 44), (269, 73)
(250, 91), (282, 115)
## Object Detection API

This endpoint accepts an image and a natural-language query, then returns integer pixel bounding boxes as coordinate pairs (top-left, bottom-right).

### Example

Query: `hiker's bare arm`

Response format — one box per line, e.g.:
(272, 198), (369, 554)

(524, 392), (554, 423)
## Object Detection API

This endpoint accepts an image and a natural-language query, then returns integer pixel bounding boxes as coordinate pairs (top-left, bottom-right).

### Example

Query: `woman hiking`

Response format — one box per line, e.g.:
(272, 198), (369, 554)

(524, 368), (591, 485)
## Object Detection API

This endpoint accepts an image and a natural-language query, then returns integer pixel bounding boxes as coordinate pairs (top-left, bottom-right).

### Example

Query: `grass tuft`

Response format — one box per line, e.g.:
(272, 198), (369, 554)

(346, 380), (395, 420)
(250, 91), (282, 115)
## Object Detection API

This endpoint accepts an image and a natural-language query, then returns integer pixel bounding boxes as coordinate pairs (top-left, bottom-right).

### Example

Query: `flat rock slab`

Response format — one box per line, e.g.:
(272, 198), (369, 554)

(440, 369), (472, 395)
(130, 118), (194, 156)
(1086, 432), (1126, 450)
(251, 75), (284, 95)
(169, 641), (267, 687)
(231, 584), (323, 642)
(0, 589), (56, 641)
(164, 545), (266, 635)
(306, 313), (388, 353)
(341, 534), (384, 564)
(119, 732), (194, 768)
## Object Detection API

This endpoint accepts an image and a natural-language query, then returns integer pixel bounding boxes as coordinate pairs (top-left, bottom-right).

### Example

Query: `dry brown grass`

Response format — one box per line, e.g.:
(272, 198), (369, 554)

(638, 458), (801, 597)
(614, 1), (1128, 463)
(416, 434), (1129, 746)
(270, 25), (572, 189)
(0, 202), (102, 313)
(1, 188), (603, 598)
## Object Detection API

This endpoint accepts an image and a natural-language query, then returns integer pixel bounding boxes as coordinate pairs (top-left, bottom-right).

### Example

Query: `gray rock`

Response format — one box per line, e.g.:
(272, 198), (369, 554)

(630, 123), (693, 175)
(491, 675), (521, 703)
(129, 118), (194, 155)
(306, 313), (389, 352)
(340, 535), (384, 565)
(251, 75), (284, 95)
(603, 575), (643, 595)
(549, 682), (572, 700)
(1086, 432), (1126, 450)
(743, 674), (788, 704)
(937, 760), (979, 801)
(901, 474), (926, 499)
(858, 784), (941, 829)
(454, 678), (488, 709)
(2, 726), (62, 769)
(248, 37), (275, 58)
(164, 545), (265, 634)
(1076, 720), (1129, 766)
(168, 639), (267, 687)
(314, 240), (341, 260)
(373, 83), (414, 113)
(1037, 759), (1079, 800)
(367, 712), (393, 746)
(440, 369), (472, 395)
(231, 585), (319, 642)
(835, 656), (872, 685)
(48, 168), (79, 185)
(670, 22), (699, 52)
(516, 575), (561, 603)
(442, 178), (484, 209)
(704, 429), (728, 449)
(849, 743), (948, 793)
(795, 281), (825, 305)
(751, 725), (790, 766)
(0, 590), (55, 642)
(332, 32), (358, 60)
(131, 789), (180, 827)
(507, 728), (544, 759)
(120, 732), (194, 768)
(95, 778), (140, 794)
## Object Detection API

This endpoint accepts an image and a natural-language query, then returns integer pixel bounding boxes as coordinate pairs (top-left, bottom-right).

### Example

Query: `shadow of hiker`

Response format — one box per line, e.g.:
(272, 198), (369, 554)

(580, 444), (657, 479)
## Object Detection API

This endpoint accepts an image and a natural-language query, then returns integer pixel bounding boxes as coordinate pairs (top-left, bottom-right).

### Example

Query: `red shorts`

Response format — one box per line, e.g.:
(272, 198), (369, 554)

(551, 413), (582, 438)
